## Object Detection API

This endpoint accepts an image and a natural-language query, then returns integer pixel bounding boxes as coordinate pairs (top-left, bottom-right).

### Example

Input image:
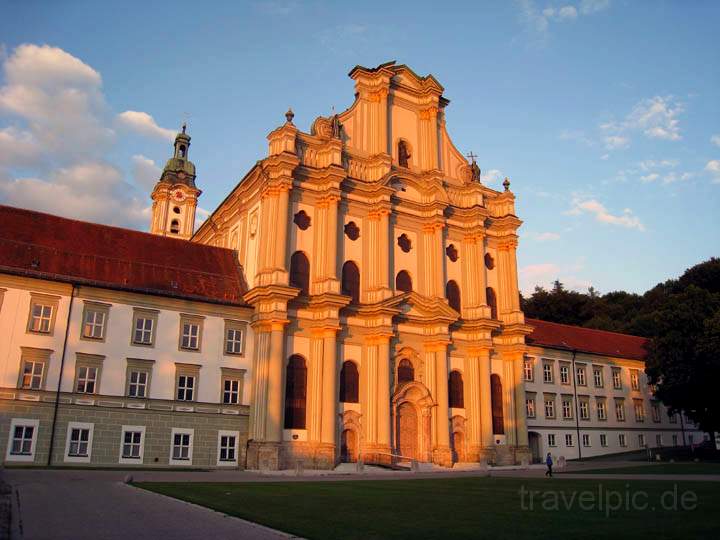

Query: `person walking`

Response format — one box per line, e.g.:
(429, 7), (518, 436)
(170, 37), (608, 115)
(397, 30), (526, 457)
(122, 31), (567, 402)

(545, 452), (553, 477)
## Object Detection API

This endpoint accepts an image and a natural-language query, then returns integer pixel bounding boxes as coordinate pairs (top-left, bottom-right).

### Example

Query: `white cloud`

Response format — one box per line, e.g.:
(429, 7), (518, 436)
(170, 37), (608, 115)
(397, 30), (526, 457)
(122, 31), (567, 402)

(0, 44), (170, 229)
(480, 168), (503, 184)
(705, 160), (720, 183)
(580, 0), (610, 14)
(568, 198), (645, 231)
(661, 171), (692, 184)
(517, 0), (608, 38)
(117, 111), (175, 142)
(638, 159), (678, 171)
(603, 135), (629, 150)
(558, 6), (578, 19)
(711, 135), (720, 147)
(640, 173), (659, 183)
(131, 154), (161, 191)
(529, 231), (561, 241)
(519, 262), (592, 295)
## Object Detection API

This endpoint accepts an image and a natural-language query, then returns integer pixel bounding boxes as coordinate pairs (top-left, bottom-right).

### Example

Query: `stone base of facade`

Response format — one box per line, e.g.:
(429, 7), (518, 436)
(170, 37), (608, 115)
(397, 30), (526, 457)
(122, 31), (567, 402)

(360, 444), (393, 467)
(432, 445), (453, 467)
(279, 441), (337, 470)
(246, 441), (282, 470)
(513, 445), (532, 466)
(465, 444), (497, 465)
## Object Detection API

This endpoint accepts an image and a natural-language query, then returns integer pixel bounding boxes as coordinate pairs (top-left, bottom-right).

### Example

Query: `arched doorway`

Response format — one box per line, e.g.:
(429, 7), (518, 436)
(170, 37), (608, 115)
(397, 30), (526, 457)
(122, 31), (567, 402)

(396, 402), (418, 460)
(528, 432), (541, 463)
(340, 429), (358, 463)
(451, 431), (466, 463)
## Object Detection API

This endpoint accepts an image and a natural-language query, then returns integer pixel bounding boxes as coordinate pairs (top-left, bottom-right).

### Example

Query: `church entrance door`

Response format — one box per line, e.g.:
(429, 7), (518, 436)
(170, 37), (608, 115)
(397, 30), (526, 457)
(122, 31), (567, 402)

(396, 402), (418, 460)
(340, 429), (357, 463)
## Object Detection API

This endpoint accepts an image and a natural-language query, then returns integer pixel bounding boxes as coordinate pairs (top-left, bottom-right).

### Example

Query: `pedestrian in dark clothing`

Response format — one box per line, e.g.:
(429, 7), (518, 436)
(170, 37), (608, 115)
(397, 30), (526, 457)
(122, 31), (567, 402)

(545, 452), (553, 477)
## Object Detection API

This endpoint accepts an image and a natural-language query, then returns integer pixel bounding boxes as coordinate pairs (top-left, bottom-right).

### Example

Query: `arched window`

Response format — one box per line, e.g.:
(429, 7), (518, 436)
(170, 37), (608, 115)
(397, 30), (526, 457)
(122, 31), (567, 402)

(284, 355), (307, 429)
(170, 219), (180, 234)
(396, 270), (412, 293)
(398, 140), (411, 168)
(341, 261), (360, 304)
(339, 361), (359, 403)
(446, 280), (461, 313)
(448, 370), (464, 408)
(290, 251), (310, 296)
(491, 373), (504, 435)
(486, 287), (498, 319)
(179, 145), (186, 158)
(397, 359), (414, 384)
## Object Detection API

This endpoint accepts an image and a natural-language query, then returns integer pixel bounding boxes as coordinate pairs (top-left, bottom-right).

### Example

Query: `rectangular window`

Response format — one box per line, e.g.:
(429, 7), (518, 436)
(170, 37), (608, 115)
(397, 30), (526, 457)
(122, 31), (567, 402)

(582, 434), (591, 447)
(21, 360), (44, 390)
(593, 367), (603, 388)
(29, 304), (53, 333)
(76, 366), (98, 394)
(177, 375), (195, 401)
(668, 409), (677, 423)
(562, 399), (573, 419)
(526, 397), (536, 418)
(524, 358), (534, 381)
(565, 434), (573, 447)
(65, 422), (93, 463)
(619, 433), (627, 447)
(223, 379), (240, 404)
(547, 434), (556, 447)
(634, 400), (645, 422)
(600, 433), (607, 447)
(651, 403), (661, 423)
(560, 365), (570, 385)
(612, 368), (622, 389)
(689, 434), (694, 444)
(217, 430), (240, 465)
(544, 399), (555, 418)
(224, 320), (245, 355)
(122, 431), (142, 459)
(672, 434), (678, 447)
(128, 371), (148, 398)
(6, 419), (39, 462)
(133, 316), (155, 345)
(615, 400), (625, 421)
(630, 370), (640, 391)
(575, 366), (586, 386)
(656, 434), (663, 447)
(596, 399), (607, 420)
(179, 314), (204, 352)
(543, 363), (553, 383)
(579, 401), (590, 420)
(639, 434), (646, 447)
(81, 302), (110, 341)
(170, 428), (194, 465)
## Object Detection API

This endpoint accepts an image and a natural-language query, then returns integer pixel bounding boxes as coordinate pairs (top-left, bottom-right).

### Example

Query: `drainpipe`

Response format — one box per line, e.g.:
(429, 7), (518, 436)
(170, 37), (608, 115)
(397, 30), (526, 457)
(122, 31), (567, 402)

(570, 348), (582, 460)
(47, 284), (76, 466)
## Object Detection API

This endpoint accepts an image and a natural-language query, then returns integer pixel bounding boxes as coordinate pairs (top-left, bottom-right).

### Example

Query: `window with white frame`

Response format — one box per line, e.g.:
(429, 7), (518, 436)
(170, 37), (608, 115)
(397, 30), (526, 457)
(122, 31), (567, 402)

(575, 365), (586, 386)
(562, 398), (573, 419)
(523, 358), (534, 381)
(656, 434), (663, 447)
(593, 367), (603, 387)
(177, 374), (195, 401)
(634, 400), (645, 422)
(20, 360), (44, 389)
(224, 321), (245, 355)
(612, 368), (622, 389)
(615, 400), (625, 421)
(596, 399), (607, 420)
(120, 426), (145, 463)
(526, 397), (536, 418)
(579, 400), (590, 420)
(76, 366), (98, 394)
(582, 434), (590, 447)
(179, 315), (203, 351)
(128, 371), (148, 398)
(630, 370), (640, 390)
(170, 428), (193, 464)
(217, 430), (239, 465)
(81, 302), (109, 340)
(547, 433), (556, 447)
(27, 294), (59, 334)
(223, 379), (240, 404)
(543, 363), (553, 383)
(220, 368), (245, 405)
(544, 398), (555, 418)
(65, 422), (93, 462)
(651, 403), (661, 422)
(132, 310), (157, 346)
(560, 364), (570, 385)
(672, 434), (678, 446)
(565, 434), (573, 446)
(638, 434), (646, 447)
(619, 433), (627, 447)
(7, 420), (38, 462)
(600, 433), (607, 447)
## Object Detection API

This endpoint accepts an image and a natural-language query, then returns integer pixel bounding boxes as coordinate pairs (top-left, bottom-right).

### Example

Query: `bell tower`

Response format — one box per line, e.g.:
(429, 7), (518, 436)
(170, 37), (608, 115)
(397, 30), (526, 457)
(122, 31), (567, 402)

(149, 123), (201, 240)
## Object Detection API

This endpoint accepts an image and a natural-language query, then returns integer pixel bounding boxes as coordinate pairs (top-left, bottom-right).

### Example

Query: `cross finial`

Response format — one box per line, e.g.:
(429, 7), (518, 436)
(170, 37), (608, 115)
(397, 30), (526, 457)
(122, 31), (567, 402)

(285, 107), (295, 124)
(182, 112), (190, 133)
(503, 177), (511, 191)
(466, 151), (478, 163)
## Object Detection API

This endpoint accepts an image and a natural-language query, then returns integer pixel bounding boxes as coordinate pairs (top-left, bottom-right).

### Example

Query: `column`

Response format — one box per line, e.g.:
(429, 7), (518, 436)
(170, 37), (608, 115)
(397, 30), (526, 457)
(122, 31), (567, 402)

(464, 352), (482, 459)
(503, 358), (517, 446)
(321, 332), (338, 446)
(426, 342), (451, 465)
(266, 326), (286, 443)
(420, 223), (444, 298)
(274, 186), (290, 270)
(249, 328), (272, 441)
(376, 337), (391, 449)
(496, 238), (521, 320)
(365, 208), (391, 302)
(512, 353), (529, 448)
(460, 233), (488, 319)
(478, 349), (493, 449)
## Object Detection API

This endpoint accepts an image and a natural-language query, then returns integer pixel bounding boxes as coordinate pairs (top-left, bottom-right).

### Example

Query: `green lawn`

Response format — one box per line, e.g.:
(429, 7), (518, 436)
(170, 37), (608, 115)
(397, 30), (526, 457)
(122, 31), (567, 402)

(136, 477), (720, 540)
(576, 463), (720, 475)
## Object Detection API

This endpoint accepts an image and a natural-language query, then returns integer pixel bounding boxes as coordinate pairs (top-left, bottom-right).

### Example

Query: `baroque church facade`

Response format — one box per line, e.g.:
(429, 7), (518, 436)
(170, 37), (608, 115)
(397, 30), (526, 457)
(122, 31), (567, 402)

(0, 62), (703, 470)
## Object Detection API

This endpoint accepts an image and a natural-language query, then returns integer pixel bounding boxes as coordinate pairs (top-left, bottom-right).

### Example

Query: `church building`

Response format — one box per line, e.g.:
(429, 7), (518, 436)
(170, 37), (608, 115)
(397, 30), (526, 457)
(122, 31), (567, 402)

(0, 62), (703, 470)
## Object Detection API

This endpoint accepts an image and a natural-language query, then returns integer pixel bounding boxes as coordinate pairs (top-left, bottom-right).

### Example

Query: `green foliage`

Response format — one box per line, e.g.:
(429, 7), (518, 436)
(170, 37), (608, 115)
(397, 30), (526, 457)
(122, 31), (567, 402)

(522, 257), (720, 433)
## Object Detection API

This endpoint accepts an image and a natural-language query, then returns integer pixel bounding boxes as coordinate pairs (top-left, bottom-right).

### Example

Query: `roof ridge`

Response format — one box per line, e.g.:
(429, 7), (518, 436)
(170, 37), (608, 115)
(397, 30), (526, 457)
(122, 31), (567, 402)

(526, 317), (646, 341)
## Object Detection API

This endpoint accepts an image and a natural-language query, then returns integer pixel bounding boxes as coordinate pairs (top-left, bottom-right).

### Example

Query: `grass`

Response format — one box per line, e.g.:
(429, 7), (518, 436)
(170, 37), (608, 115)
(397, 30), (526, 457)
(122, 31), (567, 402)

(575, 463), (720, 475)
(136, 477), (720, 540)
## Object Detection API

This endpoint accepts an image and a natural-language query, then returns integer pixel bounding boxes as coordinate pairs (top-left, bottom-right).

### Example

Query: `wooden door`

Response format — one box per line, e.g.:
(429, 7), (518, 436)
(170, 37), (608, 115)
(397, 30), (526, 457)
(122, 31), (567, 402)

(340, 429), (357, 463)
(397, 402), (418, 460)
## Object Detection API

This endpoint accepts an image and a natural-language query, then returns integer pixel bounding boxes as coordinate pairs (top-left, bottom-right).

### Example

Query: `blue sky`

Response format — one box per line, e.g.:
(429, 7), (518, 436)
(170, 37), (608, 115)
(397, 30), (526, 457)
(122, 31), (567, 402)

(0, 0), (718, 295)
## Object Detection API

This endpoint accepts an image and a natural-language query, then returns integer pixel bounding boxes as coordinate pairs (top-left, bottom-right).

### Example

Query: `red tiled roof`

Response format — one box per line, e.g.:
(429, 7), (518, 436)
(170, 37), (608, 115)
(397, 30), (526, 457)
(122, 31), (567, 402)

(0, 205), (249, 306)
(526, 318), (648, 360)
